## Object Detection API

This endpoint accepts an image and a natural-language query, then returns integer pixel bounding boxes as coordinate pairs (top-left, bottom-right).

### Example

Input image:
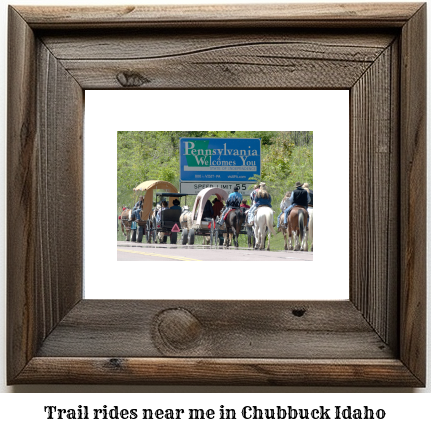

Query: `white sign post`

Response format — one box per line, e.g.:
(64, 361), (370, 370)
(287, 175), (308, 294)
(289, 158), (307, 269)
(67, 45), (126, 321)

(180, 182), (254, 197)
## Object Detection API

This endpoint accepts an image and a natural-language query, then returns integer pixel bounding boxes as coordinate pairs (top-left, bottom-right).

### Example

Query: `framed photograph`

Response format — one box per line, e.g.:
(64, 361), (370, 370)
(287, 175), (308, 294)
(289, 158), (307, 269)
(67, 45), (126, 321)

(7, 3), (426, 386)
(87, 90), (348, 300)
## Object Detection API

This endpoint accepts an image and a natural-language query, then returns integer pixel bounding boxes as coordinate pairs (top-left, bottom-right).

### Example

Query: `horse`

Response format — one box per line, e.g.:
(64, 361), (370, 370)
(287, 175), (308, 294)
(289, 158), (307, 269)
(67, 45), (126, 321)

(181, 205), (209, 245)
(308, 207), (313, 251)
(179, 205), (191, 229)
(280, 224), (289, 251)
(253, 206), (276, 250)
(286, 206), (308, 251)
(120, 208), (132, 241)
(179, 205), (198, 245)
(145, 204), (162, 243)
(223, 207), (247, 248)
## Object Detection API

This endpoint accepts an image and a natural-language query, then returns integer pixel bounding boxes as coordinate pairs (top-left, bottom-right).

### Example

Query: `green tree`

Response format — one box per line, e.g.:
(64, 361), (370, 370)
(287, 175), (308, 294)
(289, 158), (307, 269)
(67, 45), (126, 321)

(117, 131), (313, 210)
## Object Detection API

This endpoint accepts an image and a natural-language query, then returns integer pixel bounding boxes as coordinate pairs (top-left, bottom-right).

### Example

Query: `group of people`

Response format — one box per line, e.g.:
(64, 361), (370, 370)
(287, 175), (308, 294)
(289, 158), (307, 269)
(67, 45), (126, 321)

(129, 195), (183, 223)
(215, 182), (272, 226)
(156, 198), (181, 222)
(128, 180), (313, 228)
(214, 180), (313, 229)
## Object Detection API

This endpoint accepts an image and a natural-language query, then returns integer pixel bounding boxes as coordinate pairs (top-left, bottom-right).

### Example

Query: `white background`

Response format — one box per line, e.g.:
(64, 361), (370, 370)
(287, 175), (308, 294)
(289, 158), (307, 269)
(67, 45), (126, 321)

(0, 0), (430, 427)
(84, 90), (349, 300)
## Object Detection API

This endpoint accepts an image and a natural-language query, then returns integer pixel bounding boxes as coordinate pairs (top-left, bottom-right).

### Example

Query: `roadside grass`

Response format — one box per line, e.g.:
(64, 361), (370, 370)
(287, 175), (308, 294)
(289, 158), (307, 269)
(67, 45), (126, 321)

(117, 224), (312, 252)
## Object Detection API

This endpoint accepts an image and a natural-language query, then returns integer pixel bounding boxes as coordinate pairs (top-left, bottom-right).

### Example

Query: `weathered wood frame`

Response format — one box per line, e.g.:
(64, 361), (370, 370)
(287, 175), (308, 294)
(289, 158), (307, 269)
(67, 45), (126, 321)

(7, 3), (426, 386)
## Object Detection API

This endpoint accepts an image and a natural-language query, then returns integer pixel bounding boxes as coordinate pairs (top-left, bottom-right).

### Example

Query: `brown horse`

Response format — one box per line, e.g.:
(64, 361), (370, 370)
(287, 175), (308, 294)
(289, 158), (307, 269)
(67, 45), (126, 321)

(285, 206), (308, 251)
(223, 207), (247, 248)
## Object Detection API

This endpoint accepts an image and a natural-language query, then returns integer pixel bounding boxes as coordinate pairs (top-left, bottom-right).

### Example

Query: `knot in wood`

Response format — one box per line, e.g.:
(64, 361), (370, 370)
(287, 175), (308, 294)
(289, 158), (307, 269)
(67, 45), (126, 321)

(108, 358), (123, 369)
(292, 308), (306, 317)
(116, 71), (150, 87)
(155, 308), (203, 351)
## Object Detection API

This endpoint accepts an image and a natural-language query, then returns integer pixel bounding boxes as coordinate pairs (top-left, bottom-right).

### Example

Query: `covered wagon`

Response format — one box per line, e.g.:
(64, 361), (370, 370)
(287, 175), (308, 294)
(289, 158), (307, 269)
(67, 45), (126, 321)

(181, 187), (228, 246)
(149, 192), (189, 244)
(131, 180), (179, 243)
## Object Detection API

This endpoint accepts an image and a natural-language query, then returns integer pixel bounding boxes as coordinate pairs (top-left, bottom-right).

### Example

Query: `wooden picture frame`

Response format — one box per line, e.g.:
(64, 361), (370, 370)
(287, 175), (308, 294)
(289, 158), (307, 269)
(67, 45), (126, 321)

(7, 3), (426, 386)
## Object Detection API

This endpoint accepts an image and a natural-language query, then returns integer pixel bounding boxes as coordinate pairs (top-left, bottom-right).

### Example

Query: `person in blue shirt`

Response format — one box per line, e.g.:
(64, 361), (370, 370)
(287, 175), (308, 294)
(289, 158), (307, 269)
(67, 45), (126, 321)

(248, 182), (272, 224)
(217, 186), (242, 225)
(170, 198), (182, 210)
(254, 183), (272, 207)
(227, 186), (243, 206)
(130, 196), (144, 221)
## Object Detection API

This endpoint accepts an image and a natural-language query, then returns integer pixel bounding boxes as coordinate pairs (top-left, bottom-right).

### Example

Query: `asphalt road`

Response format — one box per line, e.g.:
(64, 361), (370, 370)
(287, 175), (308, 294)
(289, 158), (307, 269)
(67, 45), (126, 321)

(117, 241), (313, 261)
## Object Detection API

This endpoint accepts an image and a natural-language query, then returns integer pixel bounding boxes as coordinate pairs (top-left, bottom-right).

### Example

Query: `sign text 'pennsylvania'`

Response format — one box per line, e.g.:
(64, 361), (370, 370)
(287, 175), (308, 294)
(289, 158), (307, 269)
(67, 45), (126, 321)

(180, 138), (261, 182)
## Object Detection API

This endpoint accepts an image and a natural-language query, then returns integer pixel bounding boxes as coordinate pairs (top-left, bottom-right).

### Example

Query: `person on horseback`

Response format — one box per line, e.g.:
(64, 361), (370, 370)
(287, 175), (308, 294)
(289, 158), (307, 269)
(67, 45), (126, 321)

(240, 199), (250, 209)
(130, 196), (144, 221)
(248, 182), (272, 225)
(247, 184), (259, 225)
(283, 182), (310, 228)
(302, 183), (313, 207)
(250, 183), (260, 203)
(277, 191), (291, 230)
(217, 186), (242, 226)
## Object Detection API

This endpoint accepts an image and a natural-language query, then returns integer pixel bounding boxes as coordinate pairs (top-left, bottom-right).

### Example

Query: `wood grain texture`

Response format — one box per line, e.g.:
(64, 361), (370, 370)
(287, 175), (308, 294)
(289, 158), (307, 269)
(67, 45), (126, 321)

(40, 31), (396, 60)
(15, 3), (423, 29)
(36, 300), (393, 359)
(15, 358), (422, 386)
(40, 29), (395, 89)
(350, 45), (398, 346)
(7, 6), (38, 381)
(399, 3), (427, 384)
(7, 3), (426, 386)
(35, 40), (84, 335)
(7, 6), (83, 382)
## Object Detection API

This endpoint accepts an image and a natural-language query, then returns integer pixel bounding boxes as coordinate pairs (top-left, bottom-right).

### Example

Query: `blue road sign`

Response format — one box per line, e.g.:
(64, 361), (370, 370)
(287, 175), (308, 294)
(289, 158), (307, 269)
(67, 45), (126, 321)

(180, 137), (261, 182)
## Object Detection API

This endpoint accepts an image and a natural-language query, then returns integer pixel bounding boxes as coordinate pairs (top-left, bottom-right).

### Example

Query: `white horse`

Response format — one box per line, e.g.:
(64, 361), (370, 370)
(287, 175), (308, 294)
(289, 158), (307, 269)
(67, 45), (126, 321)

(253, 207), (276, 250)
(179, 205), (193, 244)
(308, 207), (313, 251)
(179, 205), (191, 230)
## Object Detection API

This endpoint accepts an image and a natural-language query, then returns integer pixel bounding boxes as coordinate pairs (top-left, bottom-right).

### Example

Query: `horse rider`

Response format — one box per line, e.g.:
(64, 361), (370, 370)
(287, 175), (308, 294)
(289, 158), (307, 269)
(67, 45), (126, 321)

(240, 199), (250, 209)
(277, 191), (291, 230)
(247, 184), (260, 225)
(282, 182), (310, 228)
(217, 186), (242, 226)
(248, 182), (272, 225)
(302, 183), (313, 208)
(130, 196), (144, 221)
(247, 182), (264, 224)
(250, 183), (260, 205)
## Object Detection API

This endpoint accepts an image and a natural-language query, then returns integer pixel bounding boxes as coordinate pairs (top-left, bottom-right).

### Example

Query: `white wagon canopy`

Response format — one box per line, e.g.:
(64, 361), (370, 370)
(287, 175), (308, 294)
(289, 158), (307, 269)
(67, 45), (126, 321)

(191, 187), (229, 225)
